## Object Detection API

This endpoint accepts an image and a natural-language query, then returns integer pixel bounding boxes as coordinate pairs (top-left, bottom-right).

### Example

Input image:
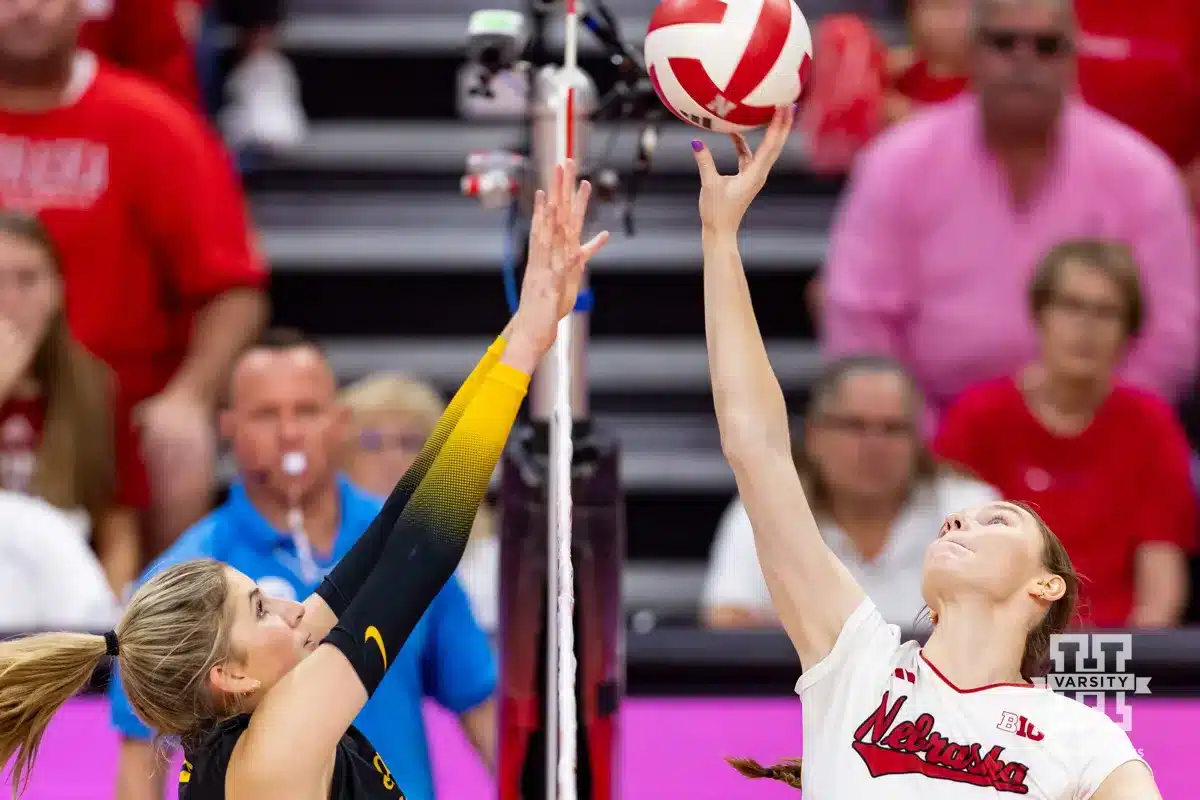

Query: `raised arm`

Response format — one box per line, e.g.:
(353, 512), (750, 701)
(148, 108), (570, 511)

(693, 109), (865, 669)
(302, 160), (594, 633)
(230, 163), (608, 799)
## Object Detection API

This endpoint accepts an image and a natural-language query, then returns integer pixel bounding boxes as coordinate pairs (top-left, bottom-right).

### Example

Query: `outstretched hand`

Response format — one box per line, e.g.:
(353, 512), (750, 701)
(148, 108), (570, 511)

(692, 105), (794, 234)
(514, 160), (610, 352)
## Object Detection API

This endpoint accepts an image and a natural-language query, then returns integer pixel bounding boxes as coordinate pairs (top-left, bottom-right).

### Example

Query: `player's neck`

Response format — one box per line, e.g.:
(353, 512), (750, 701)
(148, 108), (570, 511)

(0, 53), (77, 113)
(923, 604), (1028, 689)
(248, 480), (342, 555)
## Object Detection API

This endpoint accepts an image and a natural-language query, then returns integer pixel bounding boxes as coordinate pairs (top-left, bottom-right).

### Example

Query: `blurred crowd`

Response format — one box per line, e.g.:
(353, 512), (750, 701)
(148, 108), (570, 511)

(0, 0), (1198, 796)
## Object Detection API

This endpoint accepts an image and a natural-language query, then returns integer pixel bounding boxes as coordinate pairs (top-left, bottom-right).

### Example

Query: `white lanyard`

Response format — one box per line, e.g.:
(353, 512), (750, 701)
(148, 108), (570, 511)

(286, 506), (322, 585)
(281, 451), (321, 584)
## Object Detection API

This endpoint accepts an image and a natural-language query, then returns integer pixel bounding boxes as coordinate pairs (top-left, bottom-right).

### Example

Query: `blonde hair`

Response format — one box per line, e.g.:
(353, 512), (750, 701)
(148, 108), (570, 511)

(339, 372), (445, 435)
(0, 559), (240, 797)
(727, 503), (1080, 791)
(0, 212), (116, 516)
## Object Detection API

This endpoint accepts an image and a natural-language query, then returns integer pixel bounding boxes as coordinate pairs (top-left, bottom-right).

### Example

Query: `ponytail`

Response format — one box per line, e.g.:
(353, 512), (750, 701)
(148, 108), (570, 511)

(0, 633), (108, 797)
(726, 755), (804, 790)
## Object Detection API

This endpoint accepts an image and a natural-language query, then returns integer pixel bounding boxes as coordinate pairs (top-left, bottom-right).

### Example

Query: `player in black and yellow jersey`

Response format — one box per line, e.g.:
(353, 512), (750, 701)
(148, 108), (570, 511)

(0, 161), (609, 800)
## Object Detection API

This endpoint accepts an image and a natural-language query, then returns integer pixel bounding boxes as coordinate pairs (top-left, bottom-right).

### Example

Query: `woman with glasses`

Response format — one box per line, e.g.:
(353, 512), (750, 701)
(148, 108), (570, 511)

(936, 239), (1197, 628)
(703, 353), (1000, 629)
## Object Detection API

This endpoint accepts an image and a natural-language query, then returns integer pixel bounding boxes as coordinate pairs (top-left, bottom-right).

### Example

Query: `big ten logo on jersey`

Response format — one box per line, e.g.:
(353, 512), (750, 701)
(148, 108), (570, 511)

(256, 576), (297, 601)
(1036, 633), (1152, 732)
(372, 753), (405, 796)
(996, 712), (1044, 742)
(0, 135), (110, 212)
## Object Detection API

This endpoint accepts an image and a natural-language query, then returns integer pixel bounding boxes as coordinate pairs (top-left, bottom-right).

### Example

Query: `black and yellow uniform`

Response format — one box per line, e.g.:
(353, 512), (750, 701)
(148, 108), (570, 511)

(179, 714), (406, 799)
(177, 338), (526, 800)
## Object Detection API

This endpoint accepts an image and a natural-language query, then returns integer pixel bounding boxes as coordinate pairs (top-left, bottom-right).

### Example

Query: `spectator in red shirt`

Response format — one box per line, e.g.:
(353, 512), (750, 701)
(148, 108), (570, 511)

(935, 239), (1196, 628)
(1075, 0), (1200, 208)
(887, 0), (971, 119)
(0, 0), (268, 556)
(78, 0), (203, 107)
(0, 211), (147, 596)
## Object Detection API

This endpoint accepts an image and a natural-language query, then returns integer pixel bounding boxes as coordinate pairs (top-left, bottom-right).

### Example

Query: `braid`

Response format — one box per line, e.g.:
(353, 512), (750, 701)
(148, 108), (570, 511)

(726, 756), (804, 790)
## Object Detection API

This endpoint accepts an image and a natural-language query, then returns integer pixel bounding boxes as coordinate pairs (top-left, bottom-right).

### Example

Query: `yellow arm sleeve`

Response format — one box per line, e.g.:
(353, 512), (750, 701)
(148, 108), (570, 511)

(394, 335), (507, 496)
(398, 362), (530, 550)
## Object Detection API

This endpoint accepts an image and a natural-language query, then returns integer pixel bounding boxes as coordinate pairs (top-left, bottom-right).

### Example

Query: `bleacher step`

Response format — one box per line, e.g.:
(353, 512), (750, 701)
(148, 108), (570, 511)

(255, 189), (831, 272)
(316, 336), (820, 391)
(261, 121), (823, 176)
(219, 409), (740, 490)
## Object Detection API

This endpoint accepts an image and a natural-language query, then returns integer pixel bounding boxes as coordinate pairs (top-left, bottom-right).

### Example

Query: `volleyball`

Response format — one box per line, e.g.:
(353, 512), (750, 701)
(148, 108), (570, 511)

(644, 0), (814, 133)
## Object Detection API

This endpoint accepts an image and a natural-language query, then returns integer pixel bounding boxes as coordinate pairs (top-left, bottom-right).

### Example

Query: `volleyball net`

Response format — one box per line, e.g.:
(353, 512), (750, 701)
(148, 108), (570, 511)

(548, 2), (582, 796)
(493, 1), (626, 797)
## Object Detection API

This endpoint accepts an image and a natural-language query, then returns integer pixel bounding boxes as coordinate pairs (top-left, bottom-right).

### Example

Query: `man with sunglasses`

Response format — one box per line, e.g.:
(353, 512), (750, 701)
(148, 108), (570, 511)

(822, 0), (1197, 424)
(109, 329), (497, 800)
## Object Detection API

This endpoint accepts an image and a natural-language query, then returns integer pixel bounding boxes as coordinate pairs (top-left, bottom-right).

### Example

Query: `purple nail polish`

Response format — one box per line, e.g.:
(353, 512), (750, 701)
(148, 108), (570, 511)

(691, 139), (703, 152)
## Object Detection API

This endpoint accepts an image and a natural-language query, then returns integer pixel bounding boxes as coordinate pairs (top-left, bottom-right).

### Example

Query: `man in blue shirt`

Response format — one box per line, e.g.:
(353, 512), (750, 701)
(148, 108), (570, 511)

(111, 329), (496, 800)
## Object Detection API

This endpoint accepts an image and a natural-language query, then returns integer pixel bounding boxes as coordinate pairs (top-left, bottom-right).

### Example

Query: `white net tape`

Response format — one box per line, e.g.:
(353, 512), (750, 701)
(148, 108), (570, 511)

(548, 4), (580, 798)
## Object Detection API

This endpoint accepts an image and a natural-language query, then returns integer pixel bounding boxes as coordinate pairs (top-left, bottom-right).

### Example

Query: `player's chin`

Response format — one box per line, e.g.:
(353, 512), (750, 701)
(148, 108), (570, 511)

(924, 544), (974, 579)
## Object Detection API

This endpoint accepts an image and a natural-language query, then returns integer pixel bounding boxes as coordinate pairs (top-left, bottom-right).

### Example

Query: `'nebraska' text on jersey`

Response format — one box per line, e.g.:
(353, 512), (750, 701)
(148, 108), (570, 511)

(794, 600), (1148, 798)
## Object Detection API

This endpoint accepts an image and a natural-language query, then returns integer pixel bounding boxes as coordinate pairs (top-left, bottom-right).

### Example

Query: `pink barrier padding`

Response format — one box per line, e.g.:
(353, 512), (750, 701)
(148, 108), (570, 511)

(4, 697), (1193, 798)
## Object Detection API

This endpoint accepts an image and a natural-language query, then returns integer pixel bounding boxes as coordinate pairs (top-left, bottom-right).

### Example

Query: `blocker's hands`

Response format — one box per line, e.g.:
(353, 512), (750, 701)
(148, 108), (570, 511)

(692, 105), (794, 234)
(515, 160), (610, 351)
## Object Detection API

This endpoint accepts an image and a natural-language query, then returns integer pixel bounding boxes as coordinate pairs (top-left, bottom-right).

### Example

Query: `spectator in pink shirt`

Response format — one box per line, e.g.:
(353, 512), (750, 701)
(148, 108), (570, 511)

(821, 0), (1198, 419)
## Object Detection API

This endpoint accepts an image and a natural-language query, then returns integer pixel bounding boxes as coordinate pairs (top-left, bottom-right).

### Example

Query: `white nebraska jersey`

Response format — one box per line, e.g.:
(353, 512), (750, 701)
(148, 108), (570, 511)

(797, 600), (1147, 798)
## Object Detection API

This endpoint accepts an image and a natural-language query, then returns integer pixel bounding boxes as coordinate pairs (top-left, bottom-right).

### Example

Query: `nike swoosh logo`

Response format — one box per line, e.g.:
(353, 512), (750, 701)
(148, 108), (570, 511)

(364, 626), (388, 669)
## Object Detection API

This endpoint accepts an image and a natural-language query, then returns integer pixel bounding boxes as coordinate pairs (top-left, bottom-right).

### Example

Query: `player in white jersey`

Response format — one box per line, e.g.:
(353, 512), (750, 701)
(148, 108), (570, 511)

(689, 105), (1160, 799)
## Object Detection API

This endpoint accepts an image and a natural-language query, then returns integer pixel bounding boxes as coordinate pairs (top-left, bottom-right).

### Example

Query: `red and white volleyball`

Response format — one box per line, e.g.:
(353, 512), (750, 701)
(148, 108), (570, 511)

(644, 0), (813, 133)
